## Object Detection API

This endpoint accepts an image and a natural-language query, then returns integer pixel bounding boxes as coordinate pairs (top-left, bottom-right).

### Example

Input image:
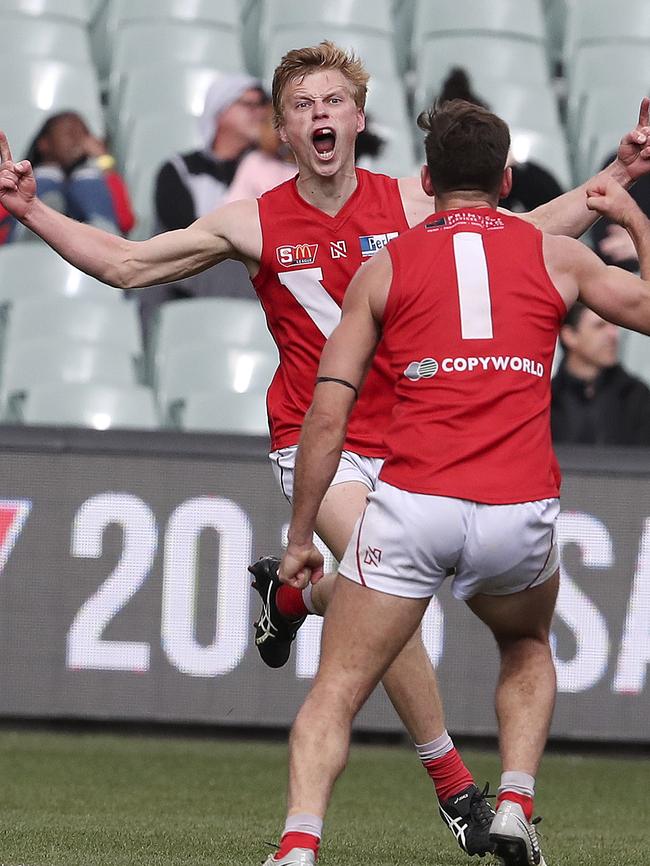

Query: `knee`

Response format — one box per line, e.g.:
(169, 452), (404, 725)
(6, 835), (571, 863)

(496, 632), (553, 664)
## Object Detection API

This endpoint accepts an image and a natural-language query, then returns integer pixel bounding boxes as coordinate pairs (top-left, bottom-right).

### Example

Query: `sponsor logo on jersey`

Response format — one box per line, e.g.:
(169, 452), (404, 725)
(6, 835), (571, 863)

(330, 240), (347, 259)
(363, 546), (382, 566)
(405, 358), (439, 380)
(425, 212), (504, 231)
(404, 355), (544, 380)
(276, 243), (318, 267)
(359, 232), (399, 256)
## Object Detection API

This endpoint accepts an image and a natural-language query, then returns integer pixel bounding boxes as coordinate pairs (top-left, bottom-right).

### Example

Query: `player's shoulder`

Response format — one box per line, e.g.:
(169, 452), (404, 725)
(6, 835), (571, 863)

(541, 231), (592, 266)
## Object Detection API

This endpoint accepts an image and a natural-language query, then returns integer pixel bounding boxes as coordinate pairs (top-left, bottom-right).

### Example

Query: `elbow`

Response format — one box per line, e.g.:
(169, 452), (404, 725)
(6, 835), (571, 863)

(104, 241), (141, 290)
(305, 403), (348, 444)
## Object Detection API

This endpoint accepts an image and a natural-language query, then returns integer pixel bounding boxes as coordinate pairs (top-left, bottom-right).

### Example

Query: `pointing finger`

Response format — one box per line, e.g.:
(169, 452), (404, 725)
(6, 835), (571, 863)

(0, 131), (13, 165)
(639, 97), (650, 129)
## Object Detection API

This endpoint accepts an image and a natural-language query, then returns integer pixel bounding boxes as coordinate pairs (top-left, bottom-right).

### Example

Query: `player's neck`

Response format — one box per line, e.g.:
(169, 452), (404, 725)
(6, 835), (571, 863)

(295, 163), (358, 216)
(435, 193), (498, 212)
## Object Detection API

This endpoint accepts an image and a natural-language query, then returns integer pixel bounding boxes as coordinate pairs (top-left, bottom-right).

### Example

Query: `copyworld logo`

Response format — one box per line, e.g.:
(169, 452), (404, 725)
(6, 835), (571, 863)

(404, 358), (439, 381)
(404, 355), (545, 380)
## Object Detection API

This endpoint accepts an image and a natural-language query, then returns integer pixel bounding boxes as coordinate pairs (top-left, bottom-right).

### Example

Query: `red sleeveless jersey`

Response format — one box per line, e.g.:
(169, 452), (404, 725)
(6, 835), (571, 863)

(379, 208), (566, 504)
(253, 168), (409, 454)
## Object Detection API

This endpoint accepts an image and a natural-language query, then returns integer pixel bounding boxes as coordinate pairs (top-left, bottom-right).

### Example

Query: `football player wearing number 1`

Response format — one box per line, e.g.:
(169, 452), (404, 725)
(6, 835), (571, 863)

(275, 99), (650, 866)
(1, 41), (650, 865)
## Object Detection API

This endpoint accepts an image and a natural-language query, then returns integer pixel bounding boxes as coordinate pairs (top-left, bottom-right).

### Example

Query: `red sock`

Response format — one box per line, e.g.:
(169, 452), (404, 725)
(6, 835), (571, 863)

(276, 585), (309, 619)
(423, 747), (474, 802)
(497, 791), (534, 822)
(275, 832), (320, 860)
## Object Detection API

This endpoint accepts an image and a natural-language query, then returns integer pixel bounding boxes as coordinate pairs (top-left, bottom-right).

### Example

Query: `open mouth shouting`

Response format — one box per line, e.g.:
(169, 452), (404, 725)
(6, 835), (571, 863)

(312, 127), (336, 161)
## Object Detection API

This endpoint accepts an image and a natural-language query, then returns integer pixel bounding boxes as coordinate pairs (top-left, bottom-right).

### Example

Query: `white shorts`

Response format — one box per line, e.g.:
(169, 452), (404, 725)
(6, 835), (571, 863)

(269, 445), (383, 503)
(339, 481), (559, 600)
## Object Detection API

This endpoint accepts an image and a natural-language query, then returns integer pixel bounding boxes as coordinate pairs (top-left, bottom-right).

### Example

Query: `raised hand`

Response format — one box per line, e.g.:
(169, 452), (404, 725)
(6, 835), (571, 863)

(615, 97), (650, 182)
(279, 541), (324, 589)
(586, 176), (640, 227)
(0, 130), (37, 220)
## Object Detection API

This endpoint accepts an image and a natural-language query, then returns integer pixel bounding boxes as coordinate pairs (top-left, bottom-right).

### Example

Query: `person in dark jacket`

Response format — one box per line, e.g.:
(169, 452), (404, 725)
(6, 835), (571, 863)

(552, 301), (650, 444)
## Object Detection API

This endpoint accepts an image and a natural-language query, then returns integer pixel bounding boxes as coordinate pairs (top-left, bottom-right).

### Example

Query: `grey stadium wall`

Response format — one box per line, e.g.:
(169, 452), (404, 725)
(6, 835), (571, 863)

(0, 426), (647, 744)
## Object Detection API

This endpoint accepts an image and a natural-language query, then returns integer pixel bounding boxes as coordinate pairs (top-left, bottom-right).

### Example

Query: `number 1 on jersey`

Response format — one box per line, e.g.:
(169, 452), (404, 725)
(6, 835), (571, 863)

(453, 232), (494, 340)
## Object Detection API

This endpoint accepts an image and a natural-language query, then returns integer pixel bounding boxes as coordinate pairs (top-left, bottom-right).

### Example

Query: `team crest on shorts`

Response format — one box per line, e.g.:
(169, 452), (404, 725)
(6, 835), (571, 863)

(276, 243), (318, 266)
(363, 546), (382, 566)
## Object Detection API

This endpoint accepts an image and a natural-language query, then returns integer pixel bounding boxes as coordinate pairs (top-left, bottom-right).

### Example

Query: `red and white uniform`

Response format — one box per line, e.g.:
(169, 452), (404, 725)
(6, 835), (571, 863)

(339, 208), (565, 600)
(254, 168), (409, 455)
(379, 208), (566, 505)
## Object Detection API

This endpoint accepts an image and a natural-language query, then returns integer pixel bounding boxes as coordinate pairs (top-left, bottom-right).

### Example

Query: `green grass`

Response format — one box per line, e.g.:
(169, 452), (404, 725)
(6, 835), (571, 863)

(0, 729), (646, 865)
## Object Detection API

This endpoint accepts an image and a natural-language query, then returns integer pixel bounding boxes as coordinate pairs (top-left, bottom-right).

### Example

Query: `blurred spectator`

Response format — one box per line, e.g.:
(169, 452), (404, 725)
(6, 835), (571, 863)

(225, 103), (296, 202)
(436, 68), (564, 211)
(139, 75), (267, 346)
(154, 74), (267, 230)
(354, 117), (387, 169)
(0, 111), (133, 243)
(591, 151), (650, 272)
(551, 302), (650, 445)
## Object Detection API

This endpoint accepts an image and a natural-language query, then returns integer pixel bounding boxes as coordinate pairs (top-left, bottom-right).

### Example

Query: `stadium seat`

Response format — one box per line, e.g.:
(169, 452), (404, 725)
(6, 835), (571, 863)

(110, 65), (228, 143)
(0, 339), (139, 412)
(0, 58), (104, 138)
(179, 389), (268, 435)
(542, 0), (572, 70)
(572, 86), (644, 182)
(0, 0), (91, 23)
(260, 0), (393, 36)
(413, 0), (547, 48)
(107, 0), (240, 28)
(565, 0), (650, 58)
(566, 48), (650, 155)
(9, 382), (160, 429)
(0, 246), (124, 305)
(0, 15), (92, 64)
(391, 0), (416, 74)
(4, 297), (142, 360)
(154, 297), (271, 355)
(241, 0), (264, 77)
(414, 36), (551, 112)
(157, 343), (277, 422)
(111, 22), (245, 80)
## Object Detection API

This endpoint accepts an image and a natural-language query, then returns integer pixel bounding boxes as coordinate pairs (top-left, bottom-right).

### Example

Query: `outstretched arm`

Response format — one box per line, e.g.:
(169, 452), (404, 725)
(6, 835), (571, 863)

(0, 131), (260, 288)
(547, 178), (650, 332)
(525, 98), (650, 237)
(280, 252), (391, 588)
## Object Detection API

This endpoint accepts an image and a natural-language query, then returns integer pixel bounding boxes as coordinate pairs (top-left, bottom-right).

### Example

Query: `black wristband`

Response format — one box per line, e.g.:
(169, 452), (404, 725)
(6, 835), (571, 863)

(315, 376), (359, 400)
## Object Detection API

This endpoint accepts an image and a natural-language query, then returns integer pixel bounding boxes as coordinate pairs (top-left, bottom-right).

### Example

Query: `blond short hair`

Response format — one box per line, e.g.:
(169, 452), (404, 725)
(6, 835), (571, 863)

(272, 40), (369, 126)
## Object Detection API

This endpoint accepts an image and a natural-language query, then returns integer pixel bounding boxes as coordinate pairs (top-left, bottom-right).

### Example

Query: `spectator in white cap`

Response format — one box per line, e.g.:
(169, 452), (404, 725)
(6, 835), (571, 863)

(154, 73), (267, 232)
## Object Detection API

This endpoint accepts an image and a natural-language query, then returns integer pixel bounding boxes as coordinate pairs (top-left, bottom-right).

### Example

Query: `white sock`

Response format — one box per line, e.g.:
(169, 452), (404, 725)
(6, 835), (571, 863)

(414, 730), (454, 762)
(282, 812), (323, 840)
(498, 771), (535, 799)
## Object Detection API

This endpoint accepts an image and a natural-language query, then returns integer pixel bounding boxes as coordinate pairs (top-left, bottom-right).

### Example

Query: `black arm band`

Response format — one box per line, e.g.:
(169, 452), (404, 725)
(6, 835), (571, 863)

(315, 376), (359, 400)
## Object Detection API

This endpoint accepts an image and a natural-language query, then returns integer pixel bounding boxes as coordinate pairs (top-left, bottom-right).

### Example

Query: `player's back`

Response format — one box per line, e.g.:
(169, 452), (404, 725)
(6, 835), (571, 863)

(380, 208), (566, 504)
